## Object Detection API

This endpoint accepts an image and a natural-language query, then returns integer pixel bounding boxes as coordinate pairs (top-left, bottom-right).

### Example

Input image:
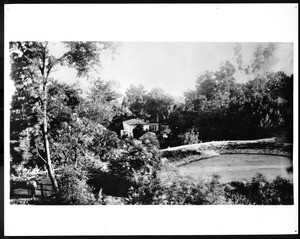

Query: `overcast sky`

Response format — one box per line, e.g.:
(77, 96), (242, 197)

(50, 42), (293, 98)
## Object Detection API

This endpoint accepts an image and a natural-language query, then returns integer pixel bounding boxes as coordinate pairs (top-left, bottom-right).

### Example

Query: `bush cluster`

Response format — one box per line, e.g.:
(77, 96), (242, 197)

(57, 166), (100, 205)
(84, 136), (161, 198)
(227, 173), (293, 205)
(125, 173), (293, 205)
(126, 174), (228, 205)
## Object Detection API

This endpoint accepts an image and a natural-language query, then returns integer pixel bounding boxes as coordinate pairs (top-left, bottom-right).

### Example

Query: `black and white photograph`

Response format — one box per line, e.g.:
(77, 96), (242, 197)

(4, 3), (298, 236)
(8, 41), (294, 206)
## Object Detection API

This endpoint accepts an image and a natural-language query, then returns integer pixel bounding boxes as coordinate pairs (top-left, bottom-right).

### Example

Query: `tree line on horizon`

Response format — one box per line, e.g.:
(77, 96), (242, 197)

(110, 43), (293, 147)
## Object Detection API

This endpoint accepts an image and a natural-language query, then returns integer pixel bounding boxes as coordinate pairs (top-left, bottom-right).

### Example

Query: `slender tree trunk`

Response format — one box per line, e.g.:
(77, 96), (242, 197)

(74, 147), (78, 168)
(42, 82), (59, 193)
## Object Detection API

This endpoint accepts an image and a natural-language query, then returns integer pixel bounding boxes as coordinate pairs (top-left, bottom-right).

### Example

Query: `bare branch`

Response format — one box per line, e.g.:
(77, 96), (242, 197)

(35, 143), (47, 165)
(46, 65), (53, 78)
(56, 52), (70, 63)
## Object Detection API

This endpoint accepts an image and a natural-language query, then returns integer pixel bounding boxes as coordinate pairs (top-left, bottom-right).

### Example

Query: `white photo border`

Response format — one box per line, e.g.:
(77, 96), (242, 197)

(4, 3), (299, 236)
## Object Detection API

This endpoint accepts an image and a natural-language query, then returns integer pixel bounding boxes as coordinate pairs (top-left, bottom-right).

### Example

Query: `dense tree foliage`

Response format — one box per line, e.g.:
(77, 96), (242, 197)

(129, 173), (293, 205)
(124, 85), (175, 123)
(78, 78), (121, 127)
(160, 44), (293, 147)
(143, 88), (174, 122)
(124, 84), (147, 118)
(10, 41), (116, 191)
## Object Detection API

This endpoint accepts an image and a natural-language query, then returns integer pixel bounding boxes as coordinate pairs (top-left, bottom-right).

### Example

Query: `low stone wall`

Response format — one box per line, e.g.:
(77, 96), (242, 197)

(160, 138), (293, 166)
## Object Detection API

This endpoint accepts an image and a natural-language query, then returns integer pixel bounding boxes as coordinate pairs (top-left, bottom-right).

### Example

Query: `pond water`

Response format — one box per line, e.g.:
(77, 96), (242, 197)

(178, 154), (293, 183)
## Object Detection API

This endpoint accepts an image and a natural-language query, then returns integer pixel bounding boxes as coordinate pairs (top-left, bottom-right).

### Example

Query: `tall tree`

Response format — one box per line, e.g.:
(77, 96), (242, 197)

(195, 71), (217, 101)
(10, 41), (116, 192)
(124, 84), (147, 118)
(246, 43), (278, 78)
(143, 88), (174, 123)
(79, 78), (121, 127)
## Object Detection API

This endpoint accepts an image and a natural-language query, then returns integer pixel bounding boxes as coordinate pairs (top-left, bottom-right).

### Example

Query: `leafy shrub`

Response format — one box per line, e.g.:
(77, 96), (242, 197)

(10, 164), (41, 180)
(57, 166), (101, 205)
(53, 117), (121, 167)
(179, 128), (201, 145)
(88, 128), (120, 162)
(127, 172), (293, 205)
(108, 138), (160, 195)
(271, 176), (293, 204)
(159, 179), (208, 205)
(86, 137), (161, 197)
(127, 174), (231, 205)
(226, 173), (293, 205)
(140, 132), (160, 149)
(247, 173), (272, 204)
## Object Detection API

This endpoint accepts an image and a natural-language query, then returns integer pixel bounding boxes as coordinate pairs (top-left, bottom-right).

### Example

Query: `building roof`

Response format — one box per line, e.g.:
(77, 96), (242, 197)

(123, 118), (147, 125)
